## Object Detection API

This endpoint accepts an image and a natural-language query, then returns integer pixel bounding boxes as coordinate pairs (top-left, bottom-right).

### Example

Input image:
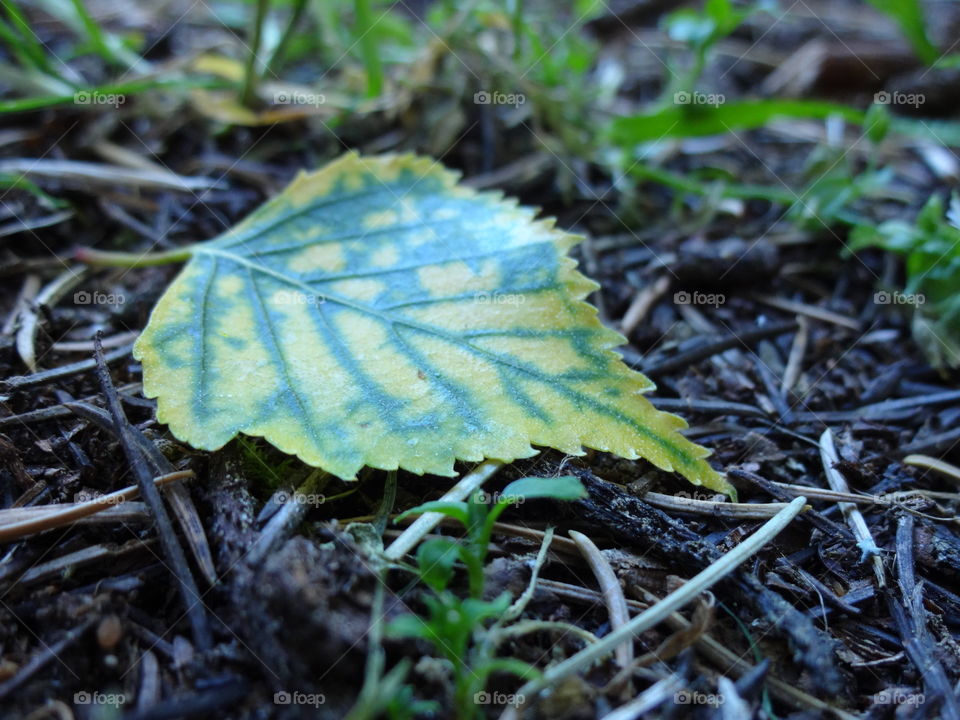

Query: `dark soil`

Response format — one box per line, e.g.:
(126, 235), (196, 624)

(1, 1), (959, 719)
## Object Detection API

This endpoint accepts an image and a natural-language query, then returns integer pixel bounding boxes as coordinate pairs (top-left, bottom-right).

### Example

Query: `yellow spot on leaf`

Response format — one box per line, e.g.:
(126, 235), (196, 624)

(217, 274), (244, 297)
(433, 208), (458, 220)
(417, 259), (498, 297)
(370, 245), (399, 268)
(326, 278), (385, 302)
(363, 209), (399, 229)
(288, 243), (344, 273)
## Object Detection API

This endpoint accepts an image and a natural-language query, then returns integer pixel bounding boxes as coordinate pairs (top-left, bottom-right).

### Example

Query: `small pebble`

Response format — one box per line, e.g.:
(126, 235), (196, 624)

(0, 659), (18, 681)
(97, 615), (123, 651)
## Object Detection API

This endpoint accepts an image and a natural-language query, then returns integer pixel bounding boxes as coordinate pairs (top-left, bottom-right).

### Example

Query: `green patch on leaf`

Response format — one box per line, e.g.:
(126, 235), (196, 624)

(133, 152), (731, 495)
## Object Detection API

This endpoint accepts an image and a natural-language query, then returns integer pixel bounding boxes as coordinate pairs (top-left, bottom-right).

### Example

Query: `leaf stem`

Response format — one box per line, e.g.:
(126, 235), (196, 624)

(373, 470), (397, 536)
(75, 246), (195, 267)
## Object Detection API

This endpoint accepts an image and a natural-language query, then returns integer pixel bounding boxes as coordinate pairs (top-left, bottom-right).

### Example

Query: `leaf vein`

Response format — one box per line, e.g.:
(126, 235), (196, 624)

(243, 266), (328, 456)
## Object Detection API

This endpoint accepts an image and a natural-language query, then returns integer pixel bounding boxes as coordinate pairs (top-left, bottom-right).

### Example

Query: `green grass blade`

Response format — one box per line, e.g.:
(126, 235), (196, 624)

(611, 99), (960, 149)
(609, 99), (864, 145)
(69, 0), (116, 63)
(263, 0), (308, 76)
(0, 76), (231, 114)
(865, 0), (938, 65)
(0, 172), (68, 208)
(240, 0), (270, 107)
(354, 0), (384, 97)
(1, 1), (54, 73)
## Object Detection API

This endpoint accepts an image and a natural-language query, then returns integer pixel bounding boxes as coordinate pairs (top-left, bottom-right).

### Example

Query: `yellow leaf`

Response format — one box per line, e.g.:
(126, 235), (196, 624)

(134, 152), (733, 496)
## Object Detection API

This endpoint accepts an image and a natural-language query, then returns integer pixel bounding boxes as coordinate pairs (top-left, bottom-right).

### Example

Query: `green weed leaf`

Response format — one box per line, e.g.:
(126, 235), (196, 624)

(851, 193), (960, 368)
(385, 614), (434, 642)
(395, 501), (470, 526)
(500, 475), (587, 503)
(417, 538), (460, 592)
